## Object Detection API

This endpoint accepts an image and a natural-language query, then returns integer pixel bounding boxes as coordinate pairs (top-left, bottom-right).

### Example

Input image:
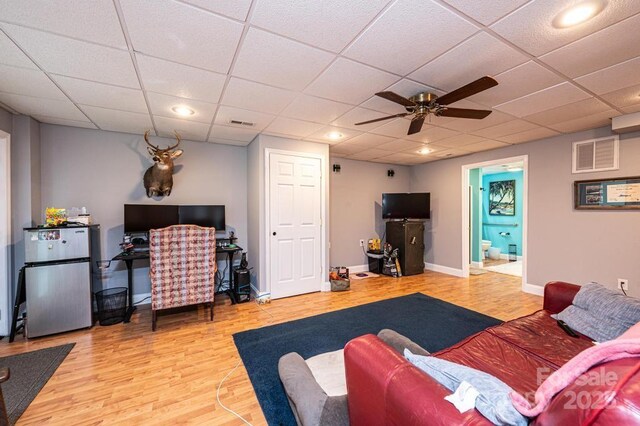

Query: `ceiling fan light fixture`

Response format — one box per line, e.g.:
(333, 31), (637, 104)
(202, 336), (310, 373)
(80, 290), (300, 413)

(326, 131), (343, 140)
(171, 105), (195, 117)
(553, 1), (606, 28)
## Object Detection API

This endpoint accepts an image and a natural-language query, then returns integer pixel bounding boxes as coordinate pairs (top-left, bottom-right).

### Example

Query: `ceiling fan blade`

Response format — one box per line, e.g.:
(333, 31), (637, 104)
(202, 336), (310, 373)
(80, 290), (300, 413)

(354, 112), (411, 126)
(407, 115), (426, 135)
(438, 107), (492, 119)
(375, 91), (416, 107)
(436, 76), (498, 106)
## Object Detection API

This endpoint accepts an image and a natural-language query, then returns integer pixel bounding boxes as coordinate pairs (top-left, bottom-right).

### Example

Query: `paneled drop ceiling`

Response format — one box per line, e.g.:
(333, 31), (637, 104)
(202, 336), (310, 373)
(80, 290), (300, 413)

(0, 0), (638, 165)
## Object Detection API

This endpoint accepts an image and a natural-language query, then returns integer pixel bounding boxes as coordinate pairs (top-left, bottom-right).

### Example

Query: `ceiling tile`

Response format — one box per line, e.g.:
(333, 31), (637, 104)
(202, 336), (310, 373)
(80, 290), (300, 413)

(263, 117), (325, 138)
(331, 107), (389, 132)
(378, 138), (424, 152)
(0, 64), (66, 100)
(348, 148), (391, 161)
(305, 58), (398, 105)
(369, 117), (413, 138)
(80, 105), (152, 134)
(345, 133), (395, 149)
(575, 56), (640, 95)
(435, 134), (487, 148)
(622, 103), (640, 114)
(494, 82), (591, 117)
(600, 84), (640, 108)
(53, 75), (148, 113)
(497, 127), (560, 144)
(209, 138), (251, 147)
(120, 0), (243, 73)
(209, 124), (258, 142)
(214, 105), (275, 131)
(330, 152), (348, 158)
(0, 0), (126, 48)
(344, 0), (478, 75)
(409, 32), (528, 92)
(2, 24), (139, 88)
(463, 139), (510, 152)
(405, 143), (449, 154)
(147, 92), (217, 124)
(436, 110), (512, 133)
(360, 79), (444, 114)
(440, 0), (529, 25)
(404, 125), (461, 143)
(548, 109), (618, 133)
(471, 119), (539, 138)
(180, 0), (252, 21)
(0, 92), (86, 121)
(539, 14), (640, 78)
(305, 126), (363, 144)
(470, 61), (563, 107)
(232, 28), (335, 91)
(490, 0), (640, 56)
(221, 77), (297, 114)
(154, 115), (210, 141)
(282, 94), (352, 123)
(375, 152), (420, 164)
(136, 54), (226, 103)
(432, 147), (471, 159)
(330, 142), (363, 155)
(251, 0), (389, 52)
(32, 115), (96, 129)
(523, 98), (611, 126)
(0, 31), (37, 69)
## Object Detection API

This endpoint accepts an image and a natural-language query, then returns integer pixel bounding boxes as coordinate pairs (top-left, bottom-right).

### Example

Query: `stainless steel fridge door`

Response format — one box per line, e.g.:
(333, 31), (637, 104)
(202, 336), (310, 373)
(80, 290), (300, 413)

(25, 261), (92, 337)
(24, 227), (90, 263)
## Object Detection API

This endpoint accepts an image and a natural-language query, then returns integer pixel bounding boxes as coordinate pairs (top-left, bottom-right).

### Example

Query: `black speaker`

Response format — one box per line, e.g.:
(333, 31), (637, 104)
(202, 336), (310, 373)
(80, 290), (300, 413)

(233, 268), (251, 303)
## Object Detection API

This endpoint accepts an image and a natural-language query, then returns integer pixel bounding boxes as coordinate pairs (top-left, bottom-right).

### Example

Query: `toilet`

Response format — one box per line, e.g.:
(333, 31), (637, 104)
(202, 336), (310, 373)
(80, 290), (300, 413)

(481, 240), (491, 259)
(488, 247), (502, 260)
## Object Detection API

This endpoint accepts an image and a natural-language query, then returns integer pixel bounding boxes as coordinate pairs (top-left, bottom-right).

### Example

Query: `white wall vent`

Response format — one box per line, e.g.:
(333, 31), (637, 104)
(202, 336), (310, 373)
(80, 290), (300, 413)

(572, 135), (619, 174)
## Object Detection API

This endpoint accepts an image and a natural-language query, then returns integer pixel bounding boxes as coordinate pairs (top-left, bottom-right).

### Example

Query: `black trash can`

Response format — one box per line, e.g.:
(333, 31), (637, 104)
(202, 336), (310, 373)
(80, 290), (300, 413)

(95, 287), (128, 326)
(366, 251), (384, 273)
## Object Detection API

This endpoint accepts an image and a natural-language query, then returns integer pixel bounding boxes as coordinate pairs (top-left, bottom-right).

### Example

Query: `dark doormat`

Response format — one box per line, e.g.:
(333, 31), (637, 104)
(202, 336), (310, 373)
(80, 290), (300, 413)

(0, 343), (75, 424)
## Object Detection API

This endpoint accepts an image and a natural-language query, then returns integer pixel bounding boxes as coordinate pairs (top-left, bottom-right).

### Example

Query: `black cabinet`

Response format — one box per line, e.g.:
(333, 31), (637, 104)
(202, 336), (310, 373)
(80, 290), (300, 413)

(386, 221), (425, 276)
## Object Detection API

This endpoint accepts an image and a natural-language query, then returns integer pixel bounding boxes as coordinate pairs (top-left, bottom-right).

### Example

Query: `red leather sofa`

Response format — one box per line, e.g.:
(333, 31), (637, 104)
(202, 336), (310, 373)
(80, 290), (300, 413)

(344, 282), (640, 425)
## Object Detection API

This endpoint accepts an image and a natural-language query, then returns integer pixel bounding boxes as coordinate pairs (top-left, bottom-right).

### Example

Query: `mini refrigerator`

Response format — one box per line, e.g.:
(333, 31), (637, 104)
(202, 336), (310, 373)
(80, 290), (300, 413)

(24, 225), (100, 337)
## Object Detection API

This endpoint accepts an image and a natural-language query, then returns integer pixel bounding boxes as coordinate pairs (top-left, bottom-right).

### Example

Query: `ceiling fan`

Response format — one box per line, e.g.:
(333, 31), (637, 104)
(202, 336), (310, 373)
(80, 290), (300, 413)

(355, 76), (499, 135)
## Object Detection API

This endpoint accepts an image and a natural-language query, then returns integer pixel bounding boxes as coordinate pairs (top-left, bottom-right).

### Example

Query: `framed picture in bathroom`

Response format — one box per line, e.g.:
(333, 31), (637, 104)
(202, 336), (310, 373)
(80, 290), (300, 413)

(489, 179), (515, 216)
(574, 176), (640, 210)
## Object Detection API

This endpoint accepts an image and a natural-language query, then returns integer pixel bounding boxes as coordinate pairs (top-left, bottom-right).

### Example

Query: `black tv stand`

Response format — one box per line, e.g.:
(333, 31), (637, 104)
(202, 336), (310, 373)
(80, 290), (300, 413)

(385, 221), (425, 276)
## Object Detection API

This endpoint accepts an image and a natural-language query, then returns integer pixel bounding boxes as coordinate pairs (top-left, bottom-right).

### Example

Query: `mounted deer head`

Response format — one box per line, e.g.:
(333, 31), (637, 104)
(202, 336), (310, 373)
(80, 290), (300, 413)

(142, 130), (183, 197)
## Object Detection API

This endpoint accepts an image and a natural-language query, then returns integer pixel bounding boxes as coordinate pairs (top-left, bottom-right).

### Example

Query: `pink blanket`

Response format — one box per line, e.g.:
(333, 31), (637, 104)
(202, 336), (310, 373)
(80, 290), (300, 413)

(510, 338), (640, 417)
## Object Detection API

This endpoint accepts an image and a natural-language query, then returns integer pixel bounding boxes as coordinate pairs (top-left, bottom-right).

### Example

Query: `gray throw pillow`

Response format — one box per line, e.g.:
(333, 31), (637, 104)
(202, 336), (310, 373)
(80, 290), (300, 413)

(552, 282), (640, 342)
(405, 350), (527, 426)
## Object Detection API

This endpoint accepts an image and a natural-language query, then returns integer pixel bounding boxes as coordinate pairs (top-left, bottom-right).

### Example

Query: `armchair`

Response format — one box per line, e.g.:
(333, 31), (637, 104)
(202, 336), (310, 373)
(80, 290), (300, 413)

(149, 225), (217, 331)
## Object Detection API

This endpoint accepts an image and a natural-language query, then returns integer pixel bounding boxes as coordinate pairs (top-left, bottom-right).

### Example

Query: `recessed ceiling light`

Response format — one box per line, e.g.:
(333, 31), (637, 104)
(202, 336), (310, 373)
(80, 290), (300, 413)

(417, 147), (432, 155)
(553, 1), (605, 28)
(326, 131), (343, 140)
(171, 105), (195, 116)
(507, 167), (523, 172)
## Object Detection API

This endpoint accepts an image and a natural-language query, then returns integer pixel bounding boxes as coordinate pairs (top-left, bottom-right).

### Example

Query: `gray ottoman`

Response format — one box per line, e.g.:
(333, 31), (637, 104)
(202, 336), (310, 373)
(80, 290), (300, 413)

(278, 329), (429, 426)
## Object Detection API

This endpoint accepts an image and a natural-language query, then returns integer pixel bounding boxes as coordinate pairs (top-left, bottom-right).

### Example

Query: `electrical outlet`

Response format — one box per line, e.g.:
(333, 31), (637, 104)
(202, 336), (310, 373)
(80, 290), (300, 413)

(618, 278), (629, 291)
(359, 239), (365, 247)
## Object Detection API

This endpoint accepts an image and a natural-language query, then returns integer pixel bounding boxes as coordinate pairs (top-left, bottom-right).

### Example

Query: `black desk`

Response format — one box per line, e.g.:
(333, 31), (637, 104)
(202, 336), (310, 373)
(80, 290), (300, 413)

(112, 245), (243, 322)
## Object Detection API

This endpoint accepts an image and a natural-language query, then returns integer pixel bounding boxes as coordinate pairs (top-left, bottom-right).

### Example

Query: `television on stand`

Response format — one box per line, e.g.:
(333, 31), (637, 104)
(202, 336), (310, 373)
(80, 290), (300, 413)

(382, 193), (430, 220)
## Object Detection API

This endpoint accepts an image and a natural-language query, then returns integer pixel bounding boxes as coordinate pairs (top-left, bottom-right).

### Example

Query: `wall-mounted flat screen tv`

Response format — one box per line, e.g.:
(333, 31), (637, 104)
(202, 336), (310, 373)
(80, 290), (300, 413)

(124, 204), (226, 233)
(382, 193), (431, 220)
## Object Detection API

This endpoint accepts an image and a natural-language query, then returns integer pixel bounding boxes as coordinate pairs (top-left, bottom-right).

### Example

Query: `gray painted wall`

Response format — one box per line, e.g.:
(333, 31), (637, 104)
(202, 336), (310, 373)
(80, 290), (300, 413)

(410, 126), (640, 295)
(247, 134), (330, 294)
(329, 157), (410, 267)
(40, 124), (247, 298)
(0, 108), (12, 134)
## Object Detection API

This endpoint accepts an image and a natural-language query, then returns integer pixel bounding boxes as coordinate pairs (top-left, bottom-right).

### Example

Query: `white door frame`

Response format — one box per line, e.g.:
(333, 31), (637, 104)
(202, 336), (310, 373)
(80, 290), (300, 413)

(264, 148), (327, 297)
(461, 155), (529, 291)
(0, 131), (11, 336)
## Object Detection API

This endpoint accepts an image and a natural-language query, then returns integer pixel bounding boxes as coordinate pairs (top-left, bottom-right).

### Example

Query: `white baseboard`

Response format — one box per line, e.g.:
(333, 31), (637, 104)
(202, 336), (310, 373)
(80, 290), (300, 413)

(522, 283), (544, 296)
(347, 264), (369, 273)
(470, 261), (483, 268)
(499, 253), (523, 261)
(424, 262), (465, 278)
(321, 281), (331, 292)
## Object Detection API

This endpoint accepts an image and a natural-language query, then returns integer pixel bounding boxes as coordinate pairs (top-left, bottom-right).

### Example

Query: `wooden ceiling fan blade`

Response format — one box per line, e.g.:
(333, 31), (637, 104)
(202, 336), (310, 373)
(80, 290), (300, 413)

(436, 76), (498, 106)
(438, 107), (492, 119)
(407, 116), (425, 135)
(375, 91), (416, 107)
(354, 112), (410, 126)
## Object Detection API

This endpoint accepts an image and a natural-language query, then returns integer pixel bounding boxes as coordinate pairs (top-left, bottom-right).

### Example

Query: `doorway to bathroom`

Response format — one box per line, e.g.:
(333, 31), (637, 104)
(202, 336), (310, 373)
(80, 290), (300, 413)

(462, 155), (528, 289)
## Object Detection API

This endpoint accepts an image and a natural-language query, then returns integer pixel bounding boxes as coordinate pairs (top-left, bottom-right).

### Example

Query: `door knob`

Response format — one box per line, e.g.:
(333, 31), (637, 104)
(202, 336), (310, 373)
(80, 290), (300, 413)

(272, 232), (277, 236)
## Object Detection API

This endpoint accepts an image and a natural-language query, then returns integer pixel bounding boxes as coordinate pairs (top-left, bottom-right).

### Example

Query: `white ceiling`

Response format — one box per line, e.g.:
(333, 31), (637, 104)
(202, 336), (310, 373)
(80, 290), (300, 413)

(0, 0), (638, 165)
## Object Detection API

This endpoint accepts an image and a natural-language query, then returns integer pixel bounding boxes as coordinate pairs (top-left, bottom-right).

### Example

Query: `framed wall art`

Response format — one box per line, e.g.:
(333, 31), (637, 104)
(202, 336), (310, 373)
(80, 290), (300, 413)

(489, 179), (515, 216)
(574, 176), (640, 210)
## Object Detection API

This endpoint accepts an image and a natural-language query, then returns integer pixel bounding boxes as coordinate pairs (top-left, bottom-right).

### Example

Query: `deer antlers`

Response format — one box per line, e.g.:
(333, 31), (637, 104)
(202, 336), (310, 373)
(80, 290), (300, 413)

(143, 130), (181, 151)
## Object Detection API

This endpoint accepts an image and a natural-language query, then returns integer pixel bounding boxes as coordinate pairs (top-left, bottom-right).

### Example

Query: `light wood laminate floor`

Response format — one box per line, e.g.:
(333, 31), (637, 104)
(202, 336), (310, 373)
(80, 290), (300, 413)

(1, 270), (542, 425)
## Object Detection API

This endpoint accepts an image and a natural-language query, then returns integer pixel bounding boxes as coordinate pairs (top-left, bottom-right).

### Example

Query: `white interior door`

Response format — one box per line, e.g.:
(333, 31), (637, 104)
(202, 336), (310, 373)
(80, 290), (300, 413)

(0, 134), (10, 336)
(269, 153), (322, 299)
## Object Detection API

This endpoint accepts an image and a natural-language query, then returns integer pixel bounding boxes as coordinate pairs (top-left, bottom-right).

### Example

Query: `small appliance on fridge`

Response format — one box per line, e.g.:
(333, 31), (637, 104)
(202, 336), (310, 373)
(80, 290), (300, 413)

(23, 225), (100, 337)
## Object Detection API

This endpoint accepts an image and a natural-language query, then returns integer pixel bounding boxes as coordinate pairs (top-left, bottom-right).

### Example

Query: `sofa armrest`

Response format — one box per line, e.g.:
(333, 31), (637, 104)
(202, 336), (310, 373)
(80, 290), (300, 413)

(543, 281), (580, 314)
(344, 335), (490, 426)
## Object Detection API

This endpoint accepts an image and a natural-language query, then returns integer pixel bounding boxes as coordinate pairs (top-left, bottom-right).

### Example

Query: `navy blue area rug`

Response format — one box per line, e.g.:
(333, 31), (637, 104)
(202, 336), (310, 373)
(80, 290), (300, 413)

(233, 293), (501, 426)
